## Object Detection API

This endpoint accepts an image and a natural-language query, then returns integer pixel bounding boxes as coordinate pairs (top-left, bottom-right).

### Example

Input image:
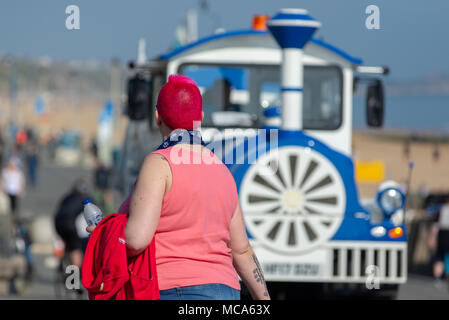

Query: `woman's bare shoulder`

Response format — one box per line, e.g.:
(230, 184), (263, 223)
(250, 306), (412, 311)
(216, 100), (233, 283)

(143, 152), (171, 170)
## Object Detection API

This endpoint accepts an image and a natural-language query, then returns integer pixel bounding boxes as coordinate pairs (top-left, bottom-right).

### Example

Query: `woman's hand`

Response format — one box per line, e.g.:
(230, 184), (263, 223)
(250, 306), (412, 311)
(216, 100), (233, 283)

(86, 225), (96, 234)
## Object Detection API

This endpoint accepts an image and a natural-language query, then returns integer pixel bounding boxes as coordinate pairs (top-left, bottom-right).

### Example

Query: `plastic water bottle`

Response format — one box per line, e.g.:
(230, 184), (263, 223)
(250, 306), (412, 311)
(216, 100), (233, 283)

(82, 198), (104, 226)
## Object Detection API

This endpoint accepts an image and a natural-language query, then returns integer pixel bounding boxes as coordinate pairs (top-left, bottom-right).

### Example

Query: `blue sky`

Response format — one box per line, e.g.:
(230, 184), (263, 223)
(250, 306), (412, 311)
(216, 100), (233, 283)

(1, 0), (448, 81)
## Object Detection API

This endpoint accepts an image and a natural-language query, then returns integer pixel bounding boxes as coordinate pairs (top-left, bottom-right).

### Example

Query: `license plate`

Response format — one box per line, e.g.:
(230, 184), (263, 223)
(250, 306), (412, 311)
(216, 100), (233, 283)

(263, 263), (322, 277)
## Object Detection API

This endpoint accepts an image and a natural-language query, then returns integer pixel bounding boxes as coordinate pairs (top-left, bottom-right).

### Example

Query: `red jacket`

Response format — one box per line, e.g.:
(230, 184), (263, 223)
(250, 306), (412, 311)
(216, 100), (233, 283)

(81, 213), (159, 300)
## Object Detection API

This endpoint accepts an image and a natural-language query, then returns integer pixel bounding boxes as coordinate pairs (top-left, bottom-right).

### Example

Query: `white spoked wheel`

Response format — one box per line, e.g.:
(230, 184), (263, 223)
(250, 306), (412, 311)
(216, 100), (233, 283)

(240, 146), (346, 254)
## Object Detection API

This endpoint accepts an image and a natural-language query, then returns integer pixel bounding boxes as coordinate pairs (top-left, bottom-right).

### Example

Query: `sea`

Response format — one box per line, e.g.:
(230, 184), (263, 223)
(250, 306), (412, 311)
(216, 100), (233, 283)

(353, 94), (449, 135)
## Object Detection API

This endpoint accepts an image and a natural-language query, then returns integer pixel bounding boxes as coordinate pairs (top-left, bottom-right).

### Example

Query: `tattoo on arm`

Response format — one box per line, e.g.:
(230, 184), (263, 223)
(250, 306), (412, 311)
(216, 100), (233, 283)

(160, 156), (168, 162)
(252, 254), (269, 297)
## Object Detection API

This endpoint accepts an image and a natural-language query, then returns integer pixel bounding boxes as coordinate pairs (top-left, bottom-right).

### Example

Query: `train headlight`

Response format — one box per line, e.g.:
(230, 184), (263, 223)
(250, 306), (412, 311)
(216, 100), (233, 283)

(376, 181), (406, 217)
(370, 226), (386, 238)
(388, 227), (404, 239)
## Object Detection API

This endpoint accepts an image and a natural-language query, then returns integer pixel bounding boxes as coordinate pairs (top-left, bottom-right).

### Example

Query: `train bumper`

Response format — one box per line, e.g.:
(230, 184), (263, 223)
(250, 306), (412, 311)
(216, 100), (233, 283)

(255, 240), (407, 284)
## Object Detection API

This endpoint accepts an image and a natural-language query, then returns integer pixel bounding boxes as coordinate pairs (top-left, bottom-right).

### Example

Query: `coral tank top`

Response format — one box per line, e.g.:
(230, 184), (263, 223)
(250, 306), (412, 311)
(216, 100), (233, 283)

(119, 145), (240, 291)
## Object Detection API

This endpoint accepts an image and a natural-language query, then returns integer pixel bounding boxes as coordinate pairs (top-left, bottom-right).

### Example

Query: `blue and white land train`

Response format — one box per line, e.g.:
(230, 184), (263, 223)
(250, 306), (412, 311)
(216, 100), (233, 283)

(119, 8), (407, 297)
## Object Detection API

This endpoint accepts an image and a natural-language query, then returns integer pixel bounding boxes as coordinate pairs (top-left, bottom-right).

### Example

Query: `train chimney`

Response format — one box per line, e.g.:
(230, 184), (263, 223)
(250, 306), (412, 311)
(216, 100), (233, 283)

(267, 9), (321, 131)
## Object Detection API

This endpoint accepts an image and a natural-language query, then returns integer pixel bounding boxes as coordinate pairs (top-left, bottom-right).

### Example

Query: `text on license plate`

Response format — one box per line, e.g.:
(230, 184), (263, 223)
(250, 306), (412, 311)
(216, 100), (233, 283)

(263, 263), (322, 277)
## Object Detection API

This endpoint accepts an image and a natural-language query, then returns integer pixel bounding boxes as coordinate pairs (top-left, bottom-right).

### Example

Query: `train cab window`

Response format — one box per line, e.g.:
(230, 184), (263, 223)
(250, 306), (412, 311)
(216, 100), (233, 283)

(178, 64), (342, 130)
(179, 64), (278, 128)
(303, 66), (342, 130)
(254, 67), (343, 130)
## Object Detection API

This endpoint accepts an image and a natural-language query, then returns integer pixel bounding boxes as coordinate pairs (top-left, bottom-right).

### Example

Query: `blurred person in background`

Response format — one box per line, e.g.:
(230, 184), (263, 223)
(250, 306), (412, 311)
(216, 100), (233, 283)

(1, 159), (25, 221)
(54, 178), (93, 269)
(89, 137), (98, 160)
(1, 156), (33, 283)
(15, 129), (28, 150)
(9, 145), (24, 169)
(15, 221), (34, 281)
(432, 196), (449, 288)
(432, 142), (440, 163)
(46, 131), (59, 162)
(25, 141), (39, 188)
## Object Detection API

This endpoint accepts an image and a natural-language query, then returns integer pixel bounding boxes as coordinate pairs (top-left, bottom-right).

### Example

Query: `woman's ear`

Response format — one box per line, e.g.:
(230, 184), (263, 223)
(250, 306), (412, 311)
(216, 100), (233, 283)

(155, 109), (162, 126)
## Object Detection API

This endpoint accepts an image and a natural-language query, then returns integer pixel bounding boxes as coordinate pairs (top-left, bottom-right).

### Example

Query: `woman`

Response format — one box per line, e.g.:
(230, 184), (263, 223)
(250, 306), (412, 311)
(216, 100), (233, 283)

(1, 159), (25, 217)
(115, 75), (269, 300)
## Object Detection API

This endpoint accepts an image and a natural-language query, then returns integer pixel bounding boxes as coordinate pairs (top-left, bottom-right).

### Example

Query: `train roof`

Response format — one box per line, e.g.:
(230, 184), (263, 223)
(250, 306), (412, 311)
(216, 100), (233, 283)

(158, 29), (363, 65)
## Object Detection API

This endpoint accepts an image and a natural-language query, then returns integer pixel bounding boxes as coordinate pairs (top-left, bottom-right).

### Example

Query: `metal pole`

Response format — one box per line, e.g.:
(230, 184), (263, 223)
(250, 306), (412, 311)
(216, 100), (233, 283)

(267, 8), (321, 131)
(187, 9), (198, 43)
(110, 59), (121, 150)
(281, 49), (303, 130)
(9, 60), (18, 141)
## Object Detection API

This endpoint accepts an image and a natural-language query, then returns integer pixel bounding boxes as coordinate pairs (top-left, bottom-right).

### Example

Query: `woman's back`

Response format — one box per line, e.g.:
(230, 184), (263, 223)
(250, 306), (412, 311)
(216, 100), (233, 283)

(114, 74), (269, 300)
(152, 145), (240, 291)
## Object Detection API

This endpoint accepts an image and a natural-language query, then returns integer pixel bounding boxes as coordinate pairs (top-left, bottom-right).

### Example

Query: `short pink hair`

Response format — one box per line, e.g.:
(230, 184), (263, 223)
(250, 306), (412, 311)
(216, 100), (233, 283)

(156, 74), (202, 130)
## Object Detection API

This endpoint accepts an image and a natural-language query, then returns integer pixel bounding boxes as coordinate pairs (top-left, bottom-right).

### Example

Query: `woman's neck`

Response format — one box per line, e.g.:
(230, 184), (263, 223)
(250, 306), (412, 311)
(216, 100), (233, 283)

(162, 128), (192, 141)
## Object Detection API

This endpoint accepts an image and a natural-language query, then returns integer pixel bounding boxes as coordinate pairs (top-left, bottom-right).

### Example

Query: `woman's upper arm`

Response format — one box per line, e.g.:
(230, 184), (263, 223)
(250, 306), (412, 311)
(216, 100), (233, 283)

(125, 153), (170, 251)
(229, 201), (250, 255)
